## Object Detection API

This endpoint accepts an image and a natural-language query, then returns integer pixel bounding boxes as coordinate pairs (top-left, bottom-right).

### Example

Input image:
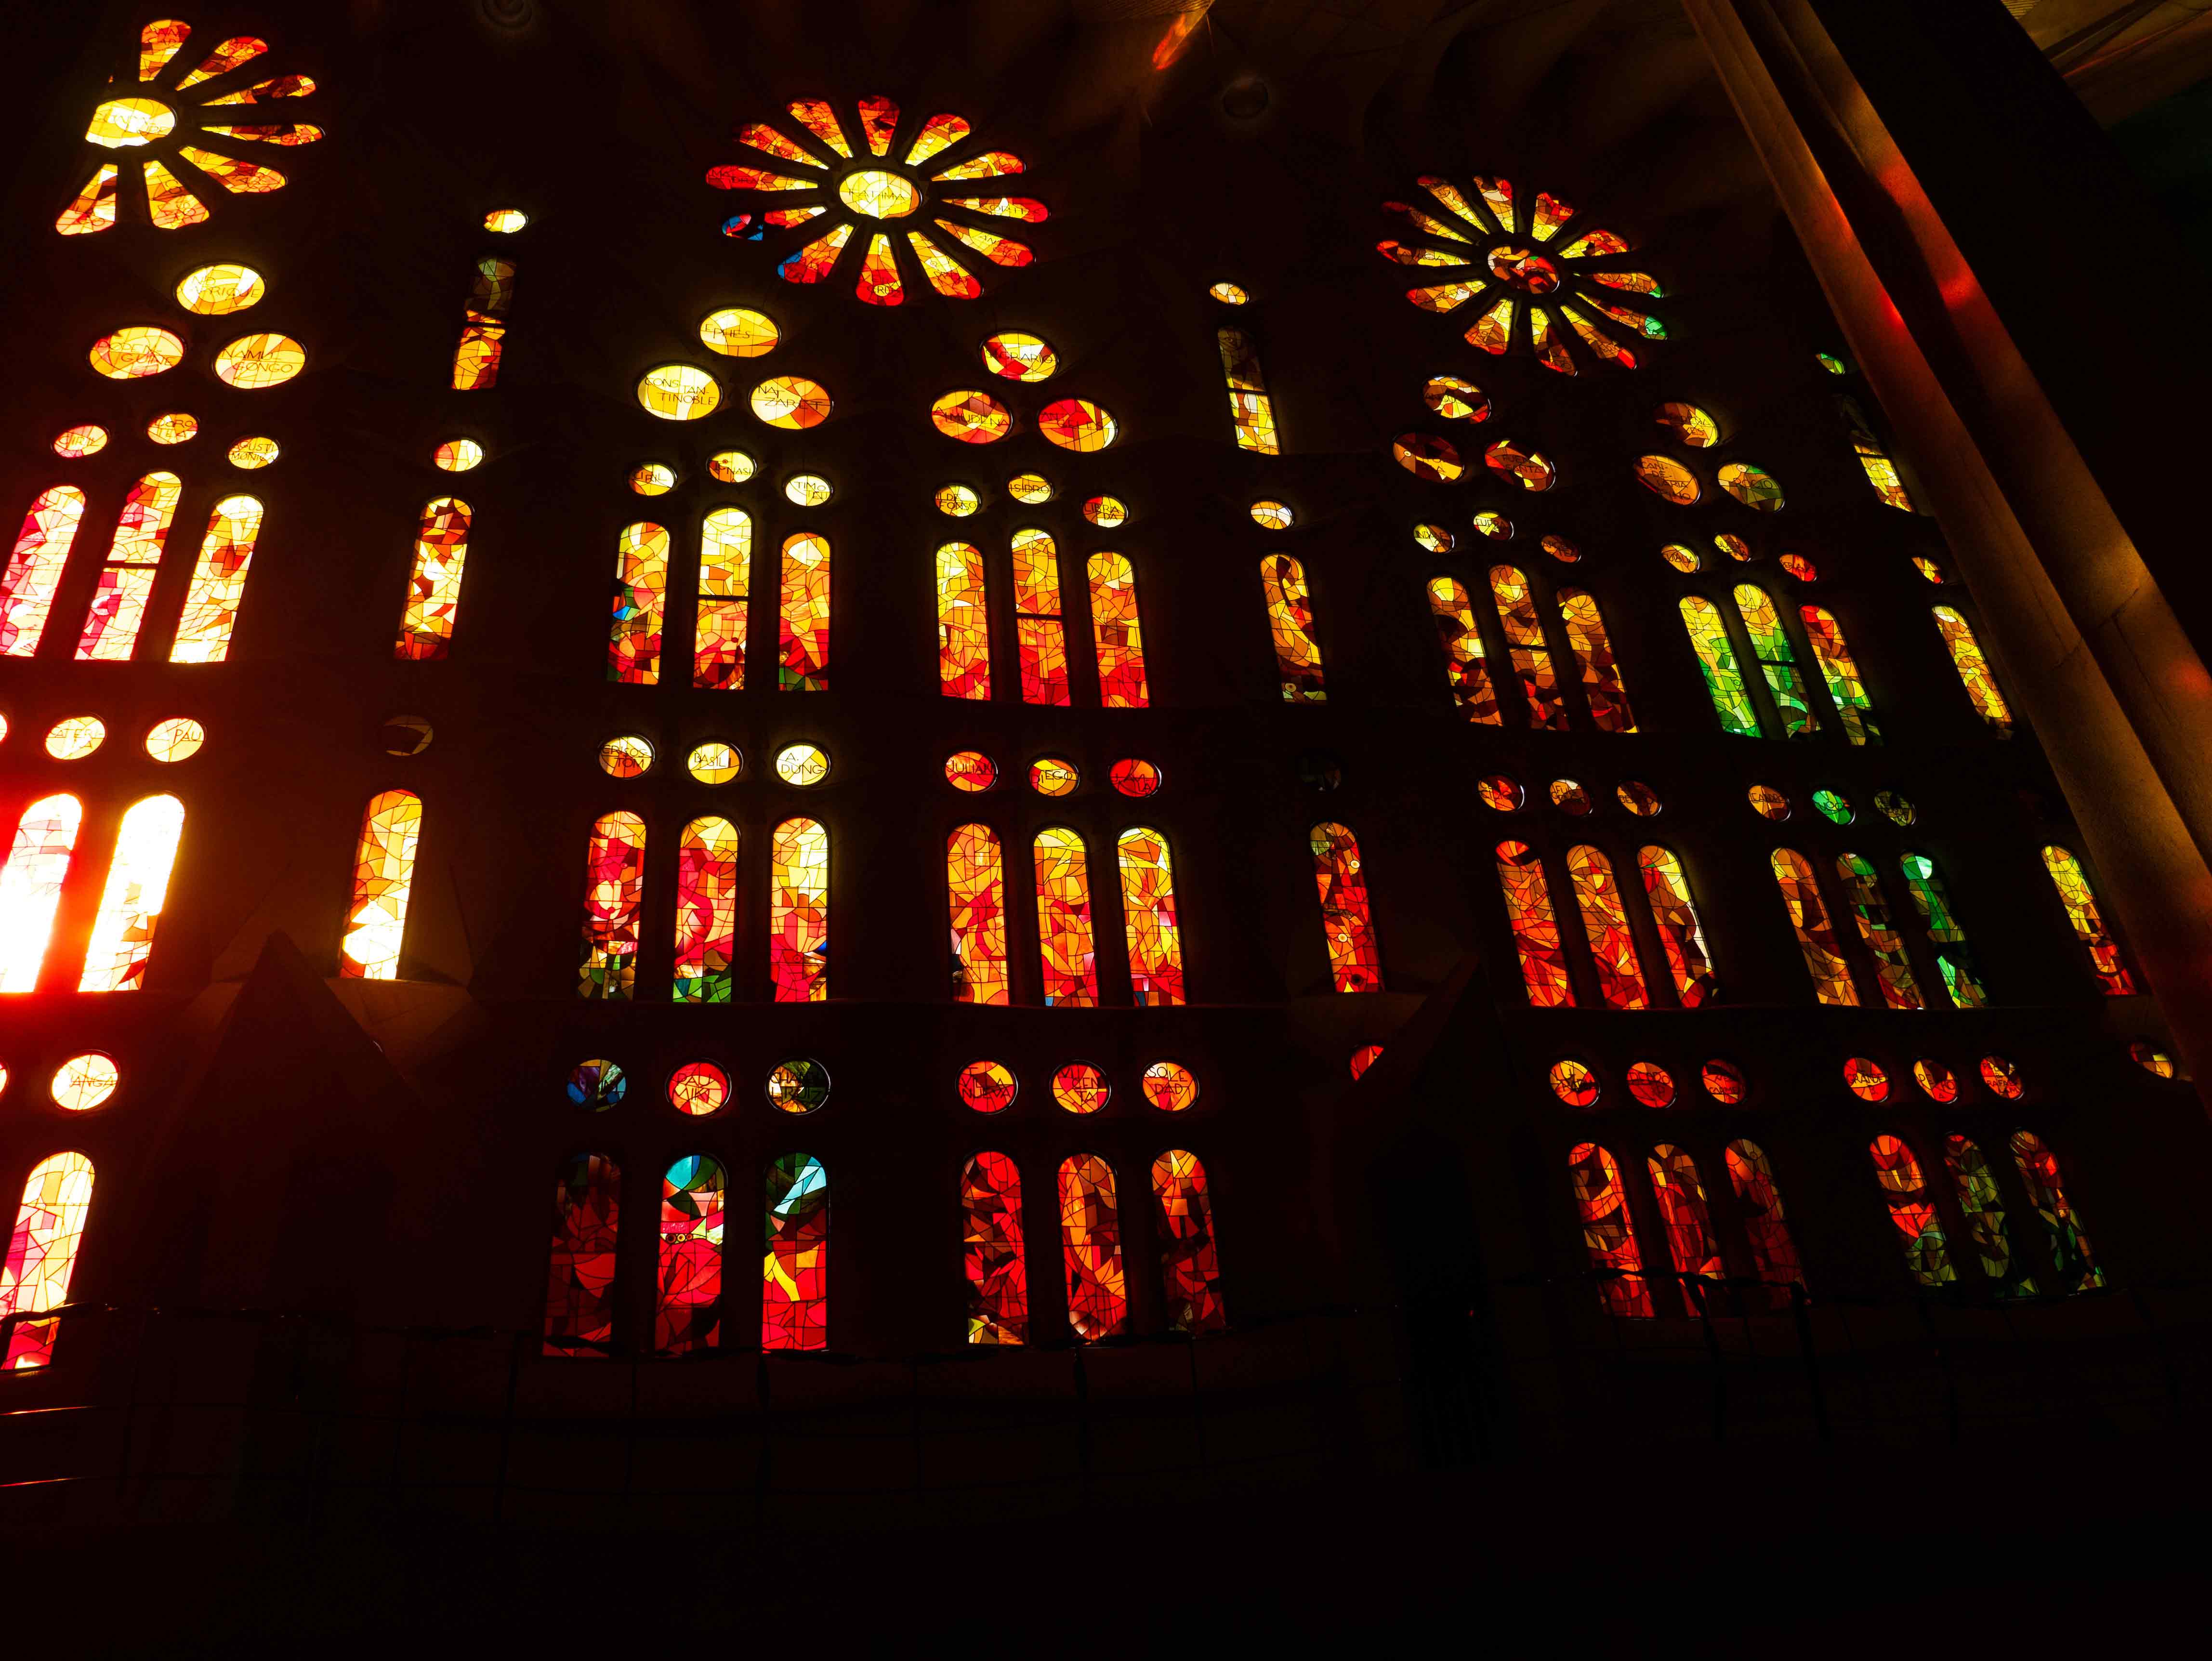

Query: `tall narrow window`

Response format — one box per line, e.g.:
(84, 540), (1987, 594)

(770, 817), (829, 1002)
(340, 789), (421, 982)
(0, 1154), (96, 1371)
(607, 521), (668, 684)
(763, 1152), (829, 1351)
(1678, 595), (1759, 736)
(1770, 848), (1858, 1006)
(1425, 576), (1502, 723)
(963, 1152), (1028, 1345)
(1647, 1145), (1723, 1316)
(1311, 822), (1382, 992)
(2009, 1131), (2103, 1293)
(1932, 606), (2012, 735)
(394, 497), (472, 660)
(1058, 1154), (1128, 1341)
(1724, 1140), (1804, 1310)
(1488, 566), (1568, 729)
(79, 795), (185, 993)
(1033, 827), (1099, 1006)
(1732, 584), (1817, 737)
(1798, 606), (1879, 744)
(77, 471), (182, 660)
(169, 494), (263, 663)
(1495, 840), (1572, 1007)
(0, 794), (83, 993)
(579, 810), (646, 1000)
(1216, 327), (1280, 453)
(1116, 827), (1185, 1007)
(778, 531), (830, 690)
(1261, 554), (1326, 701)
(935, 540), (990, 699)
(1835, 852), (1923, 1011)
(1567, 1143), (1653, 1318)
(1, 486), (88, 658)
(1943, 1135), (2034, 1295)
(1558, 589), (1635, 732)
(1152, 1149), (1225, 1334)
(1838, 395), (1916, 511)
(2040, 845), (2133, 994)
(1868, 1134), (1955, 1286)
(1012, 528), (1068, 705)
(657, 1155), (726, 1356)
(1637, 846), (1717, 1006)
(948, 824), (1009, 1004)
(1900, 854), (1987, 1009)
(696, 507), (751, 690)
(1086, 552), (1150, 707)
(543, 1153), (619, 1356)
(673, 816), (738, 1004)
(1566, 845), (1648, 1009)
(451, 255), (515, 389)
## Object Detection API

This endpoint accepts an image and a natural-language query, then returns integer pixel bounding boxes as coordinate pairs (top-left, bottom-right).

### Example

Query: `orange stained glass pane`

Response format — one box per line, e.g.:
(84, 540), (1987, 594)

(2010, 1131), (2103, 1293)
(1037, 398), (1117, 452)
(907, 230), (982, 299)
(578, 810), (646, 1000)
(1843, 1057), (1888, 1102)
(778, 531), (830, 691)
(852, 94), (898, 155)
(899, 110), (966, 166)
(203, 72), (316, 105)
(1635, 846), (1717, 1007)
(1771, 848), (1857, 1006)
(90, 327), (184, 380)
(1392, 433), (1463, 481)
(1029, 757), (1080, 794)
(1058, 1155), (1128, 1342)
(228, 436), (279, 469)
(1116, 827), (1185, 1007)
(983, 332), (1056, 382)
(1557, 588), (1635, 732)
(394, 497), (471, 660)
(1980, 1055), (2024, 1099)
(1, 486), (89, 658)
(1465, 296), (1516, 355)
(1425, 375), (1490, 420)
(176, 35), (267, 89)
(708, 162), (817, 192)
(144, 162), (209, 229)
(1799, 605), (1879, 745)
(1052, 1063), (1110, 1115)
(1633, 454), (1700, 505)
(1566, 845), (1648, 1010)
(695, 506), (751, 692)
(163, 494), (260, 664)
(933, 218), (1032, 268)
(1311, 821), (1382, 993)
(147, 412), (198, 444)
(935, 151), (1025, 182)
(78, 795), (185, 993)
(1425, 576), (1501, 724)
(177, 263), (265, 314)
(856, 232), (904, 306)
(1836, 851), (1923, 1011)
(1627, 1062), (1674, 1107)
(750, 375), (830, 429)
(1725, 1140), (1805, 1310)
(668, 1063), (730, 1118)
(673, 816), (739, 1004)
(948, 823), (1009, 1005)
(1496, 839), (1572, 1007)
(1140, 1060), (1198, 1113)
(935, 540), (991, 699)
(77, 472), (182, 662)
(139, 19), (192, 80)
(0, 795), (83, 993)
(0, 1154), (97, 1372)
(57, 166), (119, 235)
(2040, 845), (2133, 994)
(1261, 554), (1326, 701)
(946, 195), (1048, 222)
(959, 1062), (1017, 1115)
(963, 1152), (1027, 1345)
(53, 426), (107, 459)
(1870, 1134), (1955, 1286)
(737, 122), (824, 170)
(1152, 1150), (1225, 1334)
(1216, 328), (1281, 454)
(1912, 1059), (1958, 1103)
(1703, 1060), (1747, 1103)
(1478, 775), (1523, 811)
(1485, 439), (1555, 492)
(1654, 402), (1719, 447)
(1648, 1146), (1724, 1316)
(655, 1154), (726, 1356)
(1012, 529), (1069, 706)
(1087, 553), (1150, 708)
(1033, 827), (1099, 1007)
(1550, 1058), (1599, 1107)
(606, 521), (668, 685)
(785, 100), (852, 157)
(211, 332), (305, 390)
(1567, 1144), (1654, 1318)
(767, 817), (830, 1002)
(340, 790), (421, 982)
(947, 751), (997, 792)
(931, 389), (1012, 444)
(1350, 1044), (1384, 1080)
(763, 1153), (830, 1352)
(544, 1154), (620, 1354)
(1932, 606), (2013, 735)
(1718, 462), (1784, 511)
(1488, 565), (1568, 730)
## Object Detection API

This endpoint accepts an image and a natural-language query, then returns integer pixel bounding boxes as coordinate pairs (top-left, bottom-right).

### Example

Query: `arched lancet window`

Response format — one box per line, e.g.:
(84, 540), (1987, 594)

(1931, 605), (2012, 735)
(543, 1153), (619, 1356)
(935, 540), (990, 699)
(1566, 845), (1648, 1009)
(79, 794), (184, 993)
(579, 809), (645, 1000)
(170, 494), (263, 664)
(1310, 822), (1382, 993)
(2039, 844), (2133, 994)
(962, 1152), (1028, 1345)
(1678, 595), (1759, 736)
(1012, 528), (1068, 706)
(778, 531), (831, 690)
(1086, 552), (1150, 707)
(1647, 1145), (1723, 1316)
(1153, 1149), (1225, 1333)
(1425, 576), (1502, 723)
(1495, 839), (1571, 1006)
(1217, 327), (1280, 453)
(1835, 852), (1923, 1011)
(1558, 589), (1635, 733)
(452, 255), (514, 389)
(1798, 605), (1879, 745)
(696, 507), (751, 690)
(1869, 1134), (1955, 1286)
(1900, 853), (1987, 1009)
(1567, 1143), (1653, 1318)
(1116, 827), (1185, 1007)
(1033, 827), (1099, 1006)
(2009, 1131), (2103, 1293)
(340, 789), (421, 982)
(1058, 1154), (1128, 1341)
(1838, 395), (1916, 511)
(1732, 583), (1817, 737)
(394, 497), (472, 660)
(0, 1154), (96, 1371)
(948, 823), (1009, 1004)
(657, 1155), (726, 1356)
(1, 485), (88, 657)
(1942, 1135), (2034, 1295)
(673, 816), (737, 1004)
(770, 817), (830, 1002)
(763, 1152), (829, 1351)
(1724, 1140), (1804, 1310)
(1636, 846), (1717, 1006)
(0, 794), (82, 993)
(607, 521), (668, 684)
(1488, 565), (1568, 729)
(78, 471), (182, 661)
(1770, 848), (1858, 1006)
(1260, 554), (1326, 702)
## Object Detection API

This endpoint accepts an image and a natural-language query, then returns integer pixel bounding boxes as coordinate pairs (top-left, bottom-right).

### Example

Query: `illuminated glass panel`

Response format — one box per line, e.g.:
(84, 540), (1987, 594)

(1557, 589), (1634, 732)
(578, 811), (646, 1000)
(1932, 606), (2012, 734)
(78, 796), (184, 993)
(1488, 566), (1567, 729)
(2009, 1131), (2103, 1294)
(1900, 853), (1987, 1009)
(1087, 553), (1149, 707)
(0, 1155), (96, 1371)
(0, 487), (88, 658)
(2040, 845), (2133, 994)
(1799, 605), (1879, 744)
(1680, 597), (1758, 736)
(57, 165), (119, 235)
(395, 498), (471, 660)
(1771, 848), (1857, 1006)
(1732, 584), (1817, 737)
(1566, 845), (1648, 1009)
(1724, 1140), (1804, 1310)
(1311, 822), (1382, 993)
(0, 795), (82, 993)
(1010, 528), (1068, 706)
(1261, 555), (1326, 701)
(1869, 1134), (1954, 1286)
(1943, 1135), (2034, 1295)
(656, 1155), (726, 1355)
(1838, 397), (1916, 511)
(1058, 1155), (1128, 1341)
(948, 825), (1009, 1004)
(1216, 328), (1280, 453)
(1496, 840), (1571, 1007)
(963, 1152), (1028, 1345)
(1153, 1150), (1225, 1333)
(1636, 846), (1716, 1006)
(451, 257), (515, 390)
(1836, 852), (1924, 1011)
(935, 541), (990, 699)
(1116, 827), (1185, 1007)
(1033, 827), (1099, 1006)
(144, 161), (209, 229)
(763, 1153), (829, 1351)
(1647, 1146), (1723, 1316)
(339, 791), (420, 982)
(1425, 577), (1502, 723)
(607, 521), (668, 685)
(77, 472), (182, 661)
(168, 495), (263, 663)
(1567, 1144), (1653, 1318)
(770, 818), (830, 1002)
(673, 817), (738, 1003)
(696, 507), (751, 691)
(778, 532), (831, 690)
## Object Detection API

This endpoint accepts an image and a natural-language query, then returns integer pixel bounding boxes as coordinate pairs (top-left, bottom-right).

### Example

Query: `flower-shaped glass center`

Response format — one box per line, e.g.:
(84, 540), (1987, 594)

(85, 97), (175, 149)
(1487, 245), (1560, 294)
(839, 169), (920, 219)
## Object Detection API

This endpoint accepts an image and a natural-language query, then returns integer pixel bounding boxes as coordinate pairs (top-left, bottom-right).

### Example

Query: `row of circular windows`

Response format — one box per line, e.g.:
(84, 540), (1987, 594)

(566, 1055), (1199, 1117)
(582, 735), (1166, 801)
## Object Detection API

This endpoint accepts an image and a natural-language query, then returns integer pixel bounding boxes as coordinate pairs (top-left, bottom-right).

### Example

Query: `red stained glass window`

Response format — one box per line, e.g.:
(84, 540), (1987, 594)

(1488, 565), (1568, 729)
(395, 497), (471, 660)
(1058, 1154), (1128, 1341)
(0, 1154), (95, 1371)
(697, 507), (752, 690)
(1, 485), (89, 658)
(1557, 588), (1635, 732)
(1153, 1150), (1225, 1333)
(1350, 1044), (1384, 1080)
(579, 811), (646, 1000)
(1771, 848), (1857, 1006)
(1034, 827), (1099, 1006)
(1310, 822), (1382, 992)
(778, 532), (831, 690)
(1626, 1061), (1674, 1107)
(1013, 528), (1069, 706)
(1261, 555), (1326, 701)
(1869, 1134), (1954, 1286)
(1724, 1139), (1804, 1310)
(1566, 845), (1648, 1009)
(1426, 576), (1502, 723)
(948, 823), (1009, 1004)
(763, 1153), (829, 1350)
(1636, 846), (1716, 1006)
(770, 817), (829, 1002)
(657, 1155), (726, 1355)
(1087, 553), (1150, 707)
(1647, 1145), (1723, 1316)
(607, 522), (668, 684)
(543, 1153), (619, 1355)
(1115, 826), (1185, 1007)
(1567, 1143), (1653, 1318)
(963, 1152), (1028, 1344)
(2010, 1131), (2103, 1294)
(1496, 840), (1571, 1006)
(673, 817), (738, 1003)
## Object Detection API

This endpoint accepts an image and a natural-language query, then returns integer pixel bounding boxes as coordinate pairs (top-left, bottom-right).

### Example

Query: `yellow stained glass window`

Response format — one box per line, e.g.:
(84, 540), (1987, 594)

(935, 484), (979, 517)
(170, 494), (263, 664)
(948, 824), (1008, 1004)
(1117, 827), (1184, 1006)
(394, 497), (471, 659)
(0, 487), (87, 658)
(770, 817), (830, 1002)
(1087, 553), (1149, 709)
(776, 744), (829, 786)
(145, 412), (195, 444)
(176, 263), (264, 313)
(639, 364), (721, 421)
(90, 327), (184, 380)
(1216, 329), (1280, 454)
(598, 736), (652, 778)
(77, 472), (182, 662)
(1933, 606), (2012, 735)
(982, 332), (1056, 382)
(1262, 554), (1325, 702)
(434, 439), (483, 472)
(1426, 576), (1501, 725)
(1771, 847), (1857, 1006)
(145, 718), (205, 762)
(630, 463), (676, 496)
(53, 426), (106, 459)
(752, 375), (831, 429)
(227, 436), (278, 469)
(936, 541), (990, 700)
(709, 450), (756, 484)
(1633, 454), (1699, 505)
(485, 208), (528, 233)
(607, 522), (668, 685)
(701, 308), (779, 357)
(79, 795), (185, 993)
(784, 474), (832, 507)
(778, 532), (831, 690)
(1251, 501), (1294, 530)
(1038, 398), (1117, 451)
(1653, 402), (1719, 447)
(341, 790), (422, 981)
(2041, 845), (2133, 995)
(932, 389), (1012, 444)
(688, 742), (740, 784)
(697, 507), (752, 690)
(1033, 827), (1099, 1006)
(212, 332), (304, 389)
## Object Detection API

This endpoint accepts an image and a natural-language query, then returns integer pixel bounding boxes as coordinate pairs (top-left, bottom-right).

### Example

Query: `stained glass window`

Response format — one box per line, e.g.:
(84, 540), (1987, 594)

(77, 472), (181, 661)
(1058, 1155), (1128, 1341)
(0, 1155), (96, 1371)
(1426, 577), (1501, 723)
(146, 718), (205, 762)
(543, 1153), (619, 1355)
(1087, 553), (1150, 707)
(948, 824), (1009, 1004)
(1496, 840), (1571, 1006)
(1488, 566), (1567, 728)
(1724, 1140), (1804, 1310)
(1717, 462), (1783, 510)
(1900, 854), (1987, 1009)
(1311, 822), (1382, 992)
(1648, 1146), (1723, 1316)
(1261, 555), (1326, 701)
(946, 751), (996, 791)
(1109, 759), (1161, 797)
(1551, 1059), (1600, 1107)
(1636, 455), (1700, 504)
(1869, 1134), (1955, 1286)
(599, 735), (653, 778)
(935, 541), (990, 699)
(1116, 827), (1185, 1007)
(2040, 845), (2133, 994)
(340, 790), (421, 981)
(1679, 596), (1759, 736)
(1011, 529), (1068, 706)
(656, 1155), (726, 1355)
(1799, 606), (1878, 744)
(669, 1063), (729, 1117)
(78, 796), (184, 993)
(778, 532), (831, 690)
(52, 1055), (118, 1112)
(763, 1153), (829, 1351)
(0, 795), (81, 992)
(1835, 853), (1923, 1011)
(1626, 1061), (1674, 1107)
(0, 487), (88, 658)
(395, 498), (471, 660)
(672, 817), (738, 1003)
(1557, 589), (1634, 732)
(451, 256), (515, 390)
(1844, 1057), (1889, 1101)
(1153, 1150), (1225, 1333)
(607, 521), (668, 684)
(45, 718), (104, 760)
(1770, 848), (1858, 1006)
(1566, 845), (1648, 1009)
(770, 817), (829, 1002)
(170, 495), (264, 662)
(1733, 584), (1817, 737)
(1838, 396), (1915, 511)
(1033, 827), (1098, 1006)
(963, 1152), (1027, 1345)
(959, 1062), (1017, 1114)
(1932, 606), (2012, 735)
(1943, 1135), (2033, 1295)
(579, 811), (645, 1000)
(1216, 328), (1280, 453)
(697, 507), (751, 691)
(1567, 1144), (1653, 1318)
(2010, 1131), (2103, 1294)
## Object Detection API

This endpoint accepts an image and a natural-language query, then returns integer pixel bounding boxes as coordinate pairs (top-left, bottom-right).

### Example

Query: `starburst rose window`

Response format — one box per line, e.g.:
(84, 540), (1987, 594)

(1375, 175), (1664, 373)
(59, 20), (321, 236)
(708, 97), (1046, 308)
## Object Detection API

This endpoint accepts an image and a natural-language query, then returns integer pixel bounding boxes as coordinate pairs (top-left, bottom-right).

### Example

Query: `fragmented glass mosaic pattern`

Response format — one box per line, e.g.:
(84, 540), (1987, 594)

(1053, 1063), (1110, 1115)
(1, 487), (89, 657)
(51, 1054), (118, 1112)
(2010, 1131), (2103, 1294)
(45, 718), (104, 760)
(1567, 846), (1647, 1009)
(1567, 1144), (1654, 1317)
(640, 364), (721, 421)
(77, 473), (181, 662)
(1900, 853), (1987, 1008)
(1110, 759), (1161, 797)
(1261, 555), (1326, 699)
(657, 1155), (726, 1354)
(1143, 1060), (1199, 1112)
(1932, 606), (2012, 734)
(1550, 1059), (1599, 1108)
(1717, 462), (1783, 510)
(543, 1153), (619, 1355)
(1311, 822), (1382, 992)
(170, 495), (264, 662)
(1838, 396), (1916, 512)
(959, 1061), (1017, 1114)
(145, 717), (205, 761)
(963, 1152), (1028, 1344)
(692, 507), (751, 691)
(1116, 827), (1185, 1006)
(1836, 852), (1923, 1011)
(395, 498), (471, 660)
(607, 521), (668, 684)
(212, 332), (304, 389)
(1869, 1134), (1954, 1286)
(1679, 597), (1758, 736)
(1648, 1146), (1723, 1316)
(779, 532), (831, 690)
(2041, 845), (2132, 994)
(1426, 577), (1501, 723)
(78, 795), (184, 992)
(948, 823), (1009, 1004)
(0, 794), (82, 992)
(766, 1058), (831, 1115)
(1153, 1150), (1225, 1333)
(452, 257), (515, 390)
(1033, 827), (1099, 1006)
(946, 751), (996, 792)
(1626, 1061), (1674, 1107)
(1558, 589), (1634, 731)
(1489, 566), (1567, 728)
(1496, 840), (1571, 1006)
(935, 541), (990, 699)
(579, 811), (646, 1000)
(771, 818), (830, 1001)
(673, 817), (738, 1003)
(1058, 1155), (1128, 1341)
(1734, 584), (1817, 737)
(1216, 328), (1280, 453)
(1725, 1140), (1804, 1310)
(1013, 529), (1069, 705)
(1912, 1059), (1957, 1103)
(763, 1154), (829, 1350)
(567, 1059), (626, 1112)
(340, 790), (420, 981)
(1943, 1135), (2031, 1294)
(1703, 1060), (1747, 1104)
(1771, 848), (1856, 1005)
(0, 1154), (96, 1371)
(1087, 553), (1150, 707)
(1799, 606), (1878, 744)
(1635, 454), (1699, 504)
(1843, 1056), (1888, 1102)
(1637, 846), (1716, 1006)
